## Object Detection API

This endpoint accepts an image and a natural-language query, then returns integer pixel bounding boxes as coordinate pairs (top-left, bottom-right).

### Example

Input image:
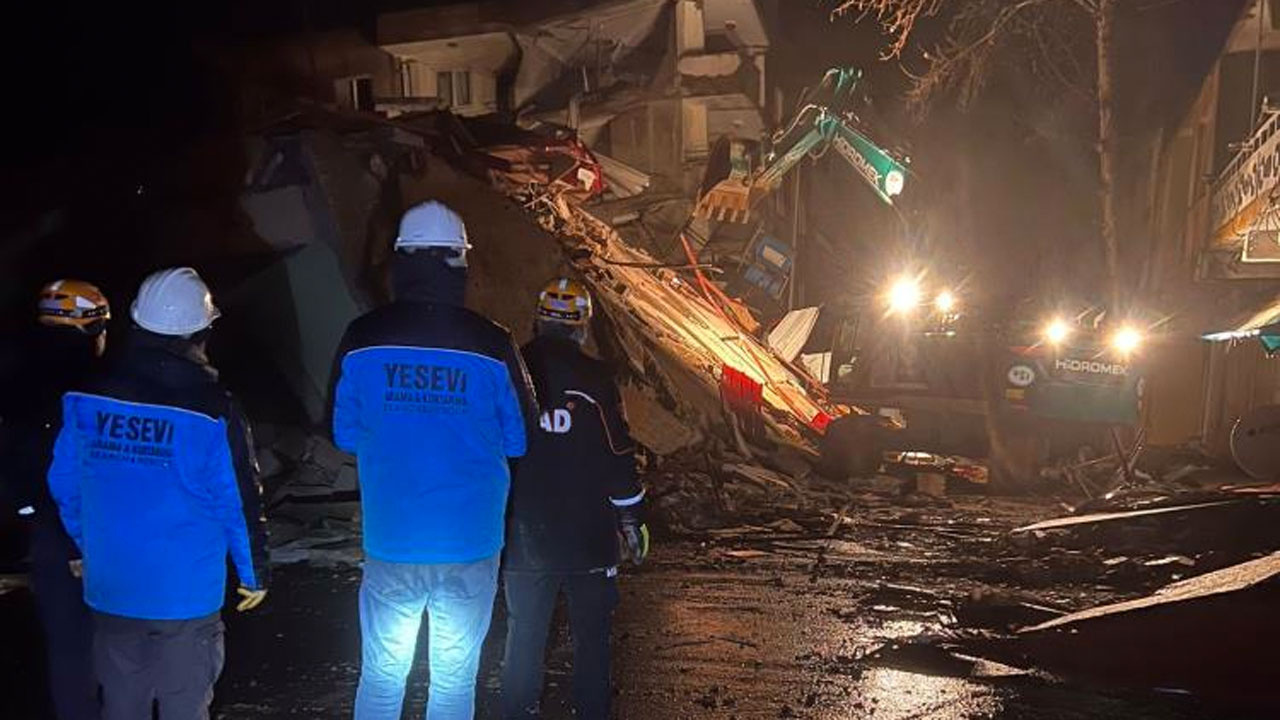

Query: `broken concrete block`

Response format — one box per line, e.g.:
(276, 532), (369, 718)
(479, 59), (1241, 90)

(916, 473), (947, 498)
(621, 381), (702, 456)
(761, 444), (815, 480)
(869, 476), (906, 495)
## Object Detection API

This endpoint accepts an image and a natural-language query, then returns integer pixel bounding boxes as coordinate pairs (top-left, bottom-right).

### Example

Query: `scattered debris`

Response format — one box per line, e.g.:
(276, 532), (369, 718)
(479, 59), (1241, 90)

(1011, 501), (1235, 534)
(983, 552), (1280, 704)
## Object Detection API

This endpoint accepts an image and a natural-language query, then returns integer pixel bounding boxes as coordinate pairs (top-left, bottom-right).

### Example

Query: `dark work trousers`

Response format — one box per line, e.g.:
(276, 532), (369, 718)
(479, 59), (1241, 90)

(29, 514), (99, 720)
(92, 611), (225, 720)
(501, 569), (619, 720)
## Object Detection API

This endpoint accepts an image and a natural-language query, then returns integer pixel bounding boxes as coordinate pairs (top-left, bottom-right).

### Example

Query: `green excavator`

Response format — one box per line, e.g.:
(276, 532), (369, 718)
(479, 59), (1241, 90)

(692, 68), (1147, 487)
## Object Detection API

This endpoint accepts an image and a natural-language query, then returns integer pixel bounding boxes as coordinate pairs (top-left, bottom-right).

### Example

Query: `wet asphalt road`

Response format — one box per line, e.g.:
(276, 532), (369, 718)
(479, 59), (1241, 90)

(209, 496), (1261, 719)
(2, 497), (1269, 719)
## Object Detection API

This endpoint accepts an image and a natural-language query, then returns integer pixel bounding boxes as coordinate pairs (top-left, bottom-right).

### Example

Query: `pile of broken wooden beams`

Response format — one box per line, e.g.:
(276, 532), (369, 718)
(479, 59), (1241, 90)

(505, 189), (843, 452)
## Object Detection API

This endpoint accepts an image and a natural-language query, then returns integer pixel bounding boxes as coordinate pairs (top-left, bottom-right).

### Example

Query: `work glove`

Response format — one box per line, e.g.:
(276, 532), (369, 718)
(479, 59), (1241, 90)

(236, 587), (268, 612)
(618, 507), (650, 566)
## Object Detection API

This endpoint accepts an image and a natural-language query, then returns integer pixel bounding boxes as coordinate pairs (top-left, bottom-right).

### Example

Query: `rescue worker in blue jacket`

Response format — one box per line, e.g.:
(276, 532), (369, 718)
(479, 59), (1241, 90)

(331, 200), (537, 720)
(46, 267), (270, 720)
(0, 280), (110, 720)
(501, 278), (648, 720)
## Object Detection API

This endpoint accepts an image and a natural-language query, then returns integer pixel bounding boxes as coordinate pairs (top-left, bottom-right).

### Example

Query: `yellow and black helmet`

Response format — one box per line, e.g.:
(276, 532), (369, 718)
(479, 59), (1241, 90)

(37, 279), (110, 334)
(536, 277), (592, 326)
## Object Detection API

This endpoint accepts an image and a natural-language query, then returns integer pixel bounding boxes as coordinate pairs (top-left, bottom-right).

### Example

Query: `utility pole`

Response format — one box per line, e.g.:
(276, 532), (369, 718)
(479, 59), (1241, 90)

(788, 162), (803, 309)
(1252, 0), (1265, 126)
(1096, 0), (1121, 310)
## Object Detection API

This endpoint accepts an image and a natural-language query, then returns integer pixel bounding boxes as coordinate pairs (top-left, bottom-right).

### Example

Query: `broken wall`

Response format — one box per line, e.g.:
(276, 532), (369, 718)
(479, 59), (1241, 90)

(222, 244), (363, 424)
(396, 158), (709, 455)
(511, 0), (671, 111)
(384, 33), (516, 117)
(607, 100), (684, 183)
(231, 123), (417, 424)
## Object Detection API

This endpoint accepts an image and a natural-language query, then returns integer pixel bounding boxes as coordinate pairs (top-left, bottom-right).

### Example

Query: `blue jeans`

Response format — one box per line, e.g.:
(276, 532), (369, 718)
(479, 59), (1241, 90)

(354, 554), (500, 720)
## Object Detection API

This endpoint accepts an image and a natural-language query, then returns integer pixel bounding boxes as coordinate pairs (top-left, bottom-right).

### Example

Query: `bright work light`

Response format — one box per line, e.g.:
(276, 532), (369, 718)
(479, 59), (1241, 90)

(1111, 326), (1144, 356)
(934, 290), (957, 314)
(887, 276), (922, 315)
(885, 169), (905, 197)
(1043, 318), (1072, 346)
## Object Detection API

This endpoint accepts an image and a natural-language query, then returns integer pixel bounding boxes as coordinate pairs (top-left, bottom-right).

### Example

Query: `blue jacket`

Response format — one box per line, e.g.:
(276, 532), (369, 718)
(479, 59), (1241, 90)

(46, 334), (269, 620)
(331, 277), (536, 564)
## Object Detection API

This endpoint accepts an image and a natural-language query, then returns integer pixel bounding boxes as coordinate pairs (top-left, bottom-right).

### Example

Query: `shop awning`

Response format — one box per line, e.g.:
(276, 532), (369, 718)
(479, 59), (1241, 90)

(1203, 294), (1280, 354)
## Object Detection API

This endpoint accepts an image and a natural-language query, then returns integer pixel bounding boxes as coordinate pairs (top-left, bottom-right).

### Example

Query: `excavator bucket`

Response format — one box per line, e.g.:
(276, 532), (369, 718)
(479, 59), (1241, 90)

(695, 137), (757, 223)
(694, 180), (753, 223)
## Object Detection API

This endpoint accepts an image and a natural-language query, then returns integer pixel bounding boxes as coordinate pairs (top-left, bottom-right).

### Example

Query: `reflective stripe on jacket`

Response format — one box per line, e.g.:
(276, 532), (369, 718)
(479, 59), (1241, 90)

(505, 335), (643, 572)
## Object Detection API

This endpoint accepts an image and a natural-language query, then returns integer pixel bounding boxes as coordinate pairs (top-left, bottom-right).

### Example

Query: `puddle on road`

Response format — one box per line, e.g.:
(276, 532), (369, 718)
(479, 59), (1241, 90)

(848, 667), (1002, 719)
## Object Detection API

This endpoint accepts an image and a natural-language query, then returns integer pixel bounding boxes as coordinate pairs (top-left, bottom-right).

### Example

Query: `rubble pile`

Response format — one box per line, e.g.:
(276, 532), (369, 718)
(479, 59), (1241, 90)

(535, 196), (841, 443)
(643, 439), (979, 537)
(254, 425), (363, 568)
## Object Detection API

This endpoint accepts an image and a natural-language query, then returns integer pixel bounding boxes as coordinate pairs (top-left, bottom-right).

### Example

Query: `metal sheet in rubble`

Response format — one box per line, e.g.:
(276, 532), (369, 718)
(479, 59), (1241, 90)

(1022, 551), (1280, 633)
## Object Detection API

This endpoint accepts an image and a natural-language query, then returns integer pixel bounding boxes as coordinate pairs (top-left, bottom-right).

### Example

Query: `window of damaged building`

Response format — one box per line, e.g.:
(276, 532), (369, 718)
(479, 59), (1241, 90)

(436, 69), (472, 108)
(335, 75), (375, 112)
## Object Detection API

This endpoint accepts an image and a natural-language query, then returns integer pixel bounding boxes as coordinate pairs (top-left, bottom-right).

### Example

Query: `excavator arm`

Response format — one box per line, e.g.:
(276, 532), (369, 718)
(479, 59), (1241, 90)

(753, 110), (829, 193)
(694, 67), (908, 223)
(824, 116), (908, 204)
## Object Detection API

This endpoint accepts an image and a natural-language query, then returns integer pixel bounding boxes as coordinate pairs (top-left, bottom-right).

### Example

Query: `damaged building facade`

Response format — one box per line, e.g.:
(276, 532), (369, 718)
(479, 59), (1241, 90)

(1144, 0), (1280, 457)
(372, 0), (773, 188)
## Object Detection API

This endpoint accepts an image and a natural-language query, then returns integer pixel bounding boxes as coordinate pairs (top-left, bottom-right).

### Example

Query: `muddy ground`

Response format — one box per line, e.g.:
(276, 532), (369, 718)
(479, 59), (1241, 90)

(3, 495), (1270, 719)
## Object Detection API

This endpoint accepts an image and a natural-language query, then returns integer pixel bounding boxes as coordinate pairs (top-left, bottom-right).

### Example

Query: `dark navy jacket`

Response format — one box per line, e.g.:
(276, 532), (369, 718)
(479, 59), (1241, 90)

(331, 257), (537, 564)
(505, 335), (643, 573)
(46, 334), (269, 620)
(0, 327), (100, 524)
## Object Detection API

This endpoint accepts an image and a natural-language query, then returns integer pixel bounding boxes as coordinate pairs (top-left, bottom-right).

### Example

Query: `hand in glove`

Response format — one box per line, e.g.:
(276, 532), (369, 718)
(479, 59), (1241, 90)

(618, 508), (650, 566)
(236, 587), (268, 612)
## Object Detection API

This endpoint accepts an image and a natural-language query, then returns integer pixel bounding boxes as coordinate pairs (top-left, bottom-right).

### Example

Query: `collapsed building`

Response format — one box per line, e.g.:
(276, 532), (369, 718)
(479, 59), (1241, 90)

(213, 0), (841, 463)
(177, 2), (866, 565)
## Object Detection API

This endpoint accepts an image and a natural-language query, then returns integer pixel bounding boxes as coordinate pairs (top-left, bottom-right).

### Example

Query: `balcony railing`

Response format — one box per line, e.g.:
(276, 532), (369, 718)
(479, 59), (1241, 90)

(1210, 110), (1280, 237)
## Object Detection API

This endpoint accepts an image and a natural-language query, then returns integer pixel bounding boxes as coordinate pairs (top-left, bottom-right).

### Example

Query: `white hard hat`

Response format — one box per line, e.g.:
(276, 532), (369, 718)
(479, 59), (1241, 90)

(395, 201), (471, 252)
(130, 267), (221, 336)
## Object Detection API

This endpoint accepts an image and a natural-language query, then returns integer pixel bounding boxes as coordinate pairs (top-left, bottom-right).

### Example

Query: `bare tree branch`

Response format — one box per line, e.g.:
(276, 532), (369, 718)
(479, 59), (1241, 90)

(832, 0), (946, 57)
(902, 0), (1065, 112)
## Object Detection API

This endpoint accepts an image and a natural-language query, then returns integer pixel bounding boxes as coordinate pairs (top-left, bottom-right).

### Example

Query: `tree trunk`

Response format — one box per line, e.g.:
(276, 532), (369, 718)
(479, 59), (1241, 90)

(1096, 0), (1122, 310)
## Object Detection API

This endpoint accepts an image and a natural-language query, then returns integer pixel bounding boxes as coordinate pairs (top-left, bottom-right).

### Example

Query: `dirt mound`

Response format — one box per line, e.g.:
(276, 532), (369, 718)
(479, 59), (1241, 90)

(401, 162), (570, 344)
